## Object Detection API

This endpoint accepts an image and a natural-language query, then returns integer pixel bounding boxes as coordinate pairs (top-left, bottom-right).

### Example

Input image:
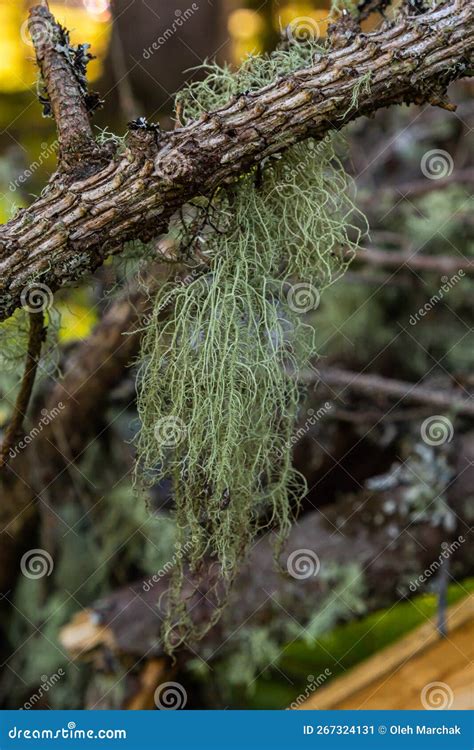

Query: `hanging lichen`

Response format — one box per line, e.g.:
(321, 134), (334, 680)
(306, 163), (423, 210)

(134, 41), (367, 651)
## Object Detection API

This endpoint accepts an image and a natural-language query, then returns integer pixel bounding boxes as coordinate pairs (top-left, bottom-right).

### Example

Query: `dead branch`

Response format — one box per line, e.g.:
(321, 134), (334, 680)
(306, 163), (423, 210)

(354, 246), (474, 275)
(312, 366), (474, 416)
(0, 0), (472, 322)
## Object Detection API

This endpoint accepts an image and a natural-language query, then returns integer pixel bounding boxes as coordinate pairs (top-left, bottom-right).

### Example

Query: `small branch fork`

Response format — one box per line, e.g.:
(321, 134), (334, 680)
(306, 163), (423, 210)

(0, 0), (472, 323)
(0, 312), (46, 469)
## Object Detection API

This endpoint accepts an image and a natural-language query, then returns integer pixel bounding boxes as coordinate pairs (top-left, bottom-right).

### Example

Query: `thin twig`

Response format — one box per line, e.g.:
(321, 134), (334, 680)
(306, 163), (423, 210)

(0, 312), (45, 468)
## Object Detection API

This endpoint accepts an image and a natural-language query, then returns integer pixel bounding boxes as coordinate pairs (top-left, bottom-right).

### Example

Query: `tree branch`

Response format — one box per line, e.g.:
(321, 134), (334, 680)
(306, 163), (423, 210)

(0, 312), (45, 469)
(312, 366), (474, 416)
(0, 0), (472, 323)
(28, 5), (109, 172)
(354, 246), (474, 275)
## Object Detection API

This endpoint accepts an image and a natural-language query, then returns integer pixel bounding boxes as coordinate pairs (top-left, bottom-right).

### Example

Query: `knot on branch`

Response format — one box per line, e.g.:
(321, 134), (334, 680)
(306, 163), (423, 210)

(126, 117), (162, 155)
(153, 145), (194, 186)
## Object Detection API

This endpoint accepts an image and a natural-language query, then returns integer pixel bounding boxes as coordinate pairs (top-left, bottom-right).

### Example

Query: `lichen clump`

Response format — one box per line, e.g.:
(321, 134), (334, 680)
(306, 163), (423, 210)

(135, 43), (366, 649)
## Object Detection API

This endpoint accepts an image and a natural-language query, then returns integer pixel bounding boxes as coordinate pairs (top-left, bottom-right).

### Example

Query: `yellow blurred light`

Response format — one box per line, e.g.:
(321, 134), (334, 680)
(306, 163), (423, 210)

(83, 0), (112, 22)
(228, 9), (264, 41)
(0, 3), (112, 93)
(57, 302), (98, 343)
(233, 39), (264, 62)
(277, 4), (329, 38)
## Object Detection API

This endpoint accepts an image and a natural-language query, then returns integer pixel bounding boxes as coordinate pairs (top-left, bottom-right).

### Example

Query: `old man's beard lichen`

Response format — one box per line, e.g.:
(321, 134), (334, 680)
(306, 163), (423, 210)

(134, 44), (367, 651)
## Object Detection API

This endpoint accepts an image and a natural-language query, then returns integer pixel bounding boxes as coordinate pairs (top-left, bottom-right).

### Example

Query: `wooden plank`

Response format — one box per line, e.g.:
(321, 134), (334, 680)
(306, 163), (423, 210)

(297, 594), (473, 710)
(334, 622), (473, 709)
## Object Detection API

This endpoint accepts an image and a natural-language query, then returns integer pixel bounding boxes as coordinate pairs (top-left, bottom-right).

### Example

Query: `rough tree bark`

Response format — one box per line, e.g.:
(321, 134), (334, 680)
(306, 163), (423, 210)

(0, 0), (472, 322)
